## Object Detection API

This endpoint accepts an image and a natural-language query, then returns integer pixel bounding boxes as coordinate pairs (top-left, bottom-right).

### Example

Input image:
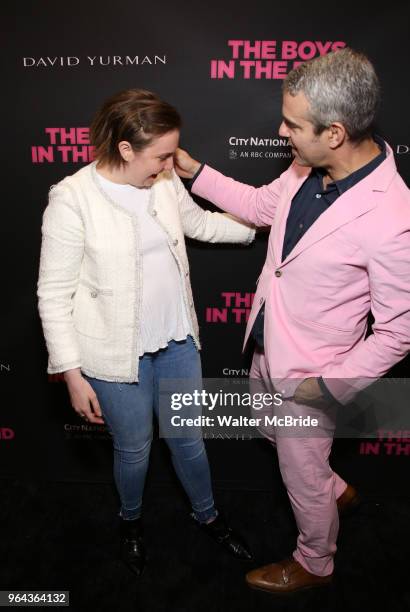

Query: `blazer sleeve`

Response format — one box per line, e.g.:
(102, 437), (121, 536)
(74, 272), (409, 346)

(172, 170), (255, 244)
(190, 163), (290, 227)
(37, 184), (84, 374)
(321, 226), (410, 404)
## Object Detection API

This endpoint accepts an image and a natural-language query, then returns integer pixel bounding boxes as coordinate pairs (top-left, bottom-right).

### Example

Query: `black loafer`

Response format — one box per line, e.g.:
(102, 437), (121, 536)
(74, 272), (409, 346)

(120, 518), (146, 576)
(194, 513), (253, 560)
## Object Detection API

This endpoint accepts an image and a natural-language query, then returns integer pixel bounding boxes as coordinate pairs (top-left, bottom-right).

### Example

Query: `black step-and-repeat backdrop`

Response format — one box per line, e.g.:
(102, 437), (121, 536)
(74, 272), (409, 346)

(2, 1), (409, 492)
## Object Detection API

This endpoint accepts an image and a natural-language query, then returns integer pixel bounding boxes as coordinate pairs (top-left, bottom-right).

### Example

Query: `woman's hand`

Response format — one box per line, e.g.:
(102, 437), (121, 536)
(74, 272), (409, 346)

(63, 368), (105, 424)
(174, 148), (201, 179)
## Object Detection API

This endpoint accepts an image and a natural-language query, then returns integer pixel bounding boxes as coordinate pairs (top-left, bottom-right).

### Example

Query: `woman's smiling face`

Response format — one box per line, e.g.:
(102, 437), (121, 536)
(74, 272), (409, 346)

(120, 129), (180, 187)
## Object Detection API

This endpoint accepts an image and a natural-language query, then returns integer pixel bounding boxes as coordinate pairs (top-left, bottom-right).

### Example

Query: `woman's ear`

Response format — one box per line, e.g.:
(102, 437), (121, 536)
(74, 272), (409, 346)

(118, 141), (134, 162)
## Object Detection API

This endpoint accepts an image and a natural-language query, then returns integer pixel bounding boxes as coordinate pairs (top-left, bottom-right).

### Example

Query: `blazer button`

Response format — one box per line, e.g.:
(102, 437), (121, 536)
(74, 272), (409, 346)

(259, 297), (264, 305)
(151, 210), (157, 216)
(90, 291), (98, 298)
(173, 239), (178, 246)
(275, 270), (282, 278)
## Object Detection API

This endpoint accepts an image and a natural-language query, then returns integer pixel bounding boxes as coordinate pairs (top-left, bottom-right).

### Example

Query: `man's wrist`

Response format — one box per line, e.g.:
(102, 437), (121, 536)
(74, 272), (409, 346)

(191, 161), (201, 177)
(187, 162), (205, 189)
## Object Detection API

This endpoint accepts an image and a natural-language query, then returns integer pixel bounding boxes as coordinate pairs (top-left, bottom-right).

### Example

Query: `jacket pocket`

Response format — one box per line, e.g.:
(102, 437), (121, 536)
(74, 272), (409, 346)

(288, 312), (355, 336)
(73, 280), (113, 339)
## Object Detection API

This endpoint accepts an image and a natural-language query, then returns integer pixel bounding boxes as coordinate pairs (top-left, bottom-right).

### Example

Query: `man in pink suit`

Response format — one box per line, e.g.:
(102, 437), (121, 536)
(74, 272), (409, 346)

(175, 48), (410, 594)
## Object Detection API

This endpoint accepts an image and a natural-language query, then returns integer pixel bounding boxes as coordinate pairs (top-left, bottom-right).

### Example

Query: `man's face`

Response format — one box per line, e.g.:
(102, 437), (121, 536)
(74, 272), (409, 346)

(279, 91), (329, 168)
(124, 129), (180, 187)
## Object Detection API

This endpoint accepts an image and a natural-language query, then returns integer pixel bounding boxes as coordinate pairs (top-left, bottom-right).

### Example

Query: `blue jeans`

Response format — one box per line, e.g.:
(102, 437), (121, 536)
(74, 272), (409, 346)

(84, 337), (217, 523)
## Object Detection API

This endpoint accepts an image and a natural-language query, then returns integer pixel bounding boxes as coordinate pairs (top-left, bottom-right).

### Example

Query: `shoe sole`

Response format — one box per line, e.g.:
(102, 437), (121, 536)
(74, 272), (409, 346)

(246, 579), (332, 595)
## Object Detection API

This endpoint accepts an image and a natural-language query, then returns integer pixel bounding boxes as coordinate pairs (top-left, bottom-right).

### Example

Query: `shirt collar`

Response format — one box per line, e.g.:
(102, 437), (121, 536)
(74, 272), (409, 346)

(314, 135), (386, 195)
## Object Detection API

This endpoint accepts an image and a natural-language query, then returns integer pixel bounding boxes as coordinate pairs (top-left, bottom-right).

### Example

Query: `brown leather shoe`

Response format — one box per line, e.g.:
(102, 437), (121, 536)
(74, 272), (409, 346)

(337, 484), (361, 517)
(246, 558), (332, 594)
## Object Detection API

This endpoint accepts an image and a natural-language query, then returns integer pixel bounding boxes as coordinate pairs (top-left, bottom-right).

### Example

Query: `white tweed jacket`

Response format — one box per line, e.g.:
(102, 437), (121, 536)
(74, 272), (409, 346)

(37, 162), (254, 382)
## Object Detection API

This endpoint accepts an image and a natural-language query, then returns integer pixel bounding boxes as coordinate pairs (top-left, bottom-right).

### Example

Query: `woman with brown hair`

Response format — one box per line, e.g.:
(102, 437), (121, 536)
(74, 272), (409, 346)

(37, 89), (253, 576)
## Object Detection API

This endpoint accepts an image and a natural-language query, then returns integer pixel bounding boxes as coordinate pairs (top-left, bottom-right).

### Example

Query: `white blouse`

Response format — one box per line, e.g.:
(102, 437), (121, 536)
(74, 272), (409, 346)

(96, 172), (192, 355)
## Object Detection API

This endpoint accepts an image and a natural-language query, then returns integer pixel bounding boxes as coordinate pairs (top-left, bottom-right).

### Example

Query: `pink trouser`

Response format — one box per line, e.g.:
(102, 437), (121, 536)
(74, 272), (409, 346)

(250, 347), (347, 576)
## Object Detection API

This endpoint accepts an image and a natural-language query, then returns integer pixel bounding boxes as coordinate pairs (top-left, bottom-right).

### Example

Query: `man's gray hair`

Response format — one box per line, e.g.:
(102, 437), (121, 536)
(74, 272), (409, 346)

(283, 48), (380, 142)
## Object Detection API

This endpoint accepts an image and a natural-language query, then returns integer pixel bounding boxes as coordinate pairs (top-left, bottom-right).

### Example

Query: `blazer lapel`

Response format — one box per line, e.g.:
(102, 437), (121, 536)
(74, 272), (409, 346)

(273, 164), (310, 266)
(278, 147), (397, 267)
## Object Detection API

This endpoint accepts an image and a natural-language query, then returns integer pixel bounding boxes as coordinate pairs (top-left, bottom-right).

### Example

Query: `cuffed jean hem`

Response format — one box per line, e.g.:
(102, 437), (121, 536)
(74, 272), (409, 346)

(119, 506), (142, 521)
(191, 502), (218, 524)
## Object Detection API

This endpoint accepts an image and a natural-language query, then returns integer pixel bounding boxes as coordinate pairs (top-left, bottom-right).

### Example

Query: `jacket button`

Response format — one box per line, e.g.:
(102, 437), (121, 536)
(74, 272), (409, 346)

(259, 297), (264, 305)
(173, 239), (178, 246)
(90, 291), (98, 298)
(151, 210), (157, 216)
(275, 270), (282, 278)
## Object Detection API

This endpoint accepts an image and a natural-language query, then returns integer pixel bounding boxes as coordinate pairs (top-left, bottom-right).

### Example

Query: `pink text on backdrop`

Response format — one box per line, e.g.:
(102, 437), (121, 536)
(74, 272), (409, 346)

(206, 292), (255, 324)
(31, 128), (95, 163)
(359, 430), (410, 456)
(0, 428), (15, 440)
(210, 40), (346, 79)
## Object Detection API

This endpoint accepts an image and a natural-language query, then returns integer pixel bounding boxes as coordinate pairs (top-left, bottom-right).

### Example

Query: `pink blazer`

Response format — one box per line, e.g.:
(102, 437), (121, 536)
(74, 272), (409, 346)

(192, 143), (410, 403)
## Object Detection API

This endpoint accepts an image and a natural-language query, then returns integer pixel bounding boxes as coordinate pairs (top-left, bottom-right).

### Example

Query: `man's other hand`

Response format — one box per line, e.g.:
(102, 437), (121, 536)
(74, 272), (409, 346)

(293, 377), (327, 407)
